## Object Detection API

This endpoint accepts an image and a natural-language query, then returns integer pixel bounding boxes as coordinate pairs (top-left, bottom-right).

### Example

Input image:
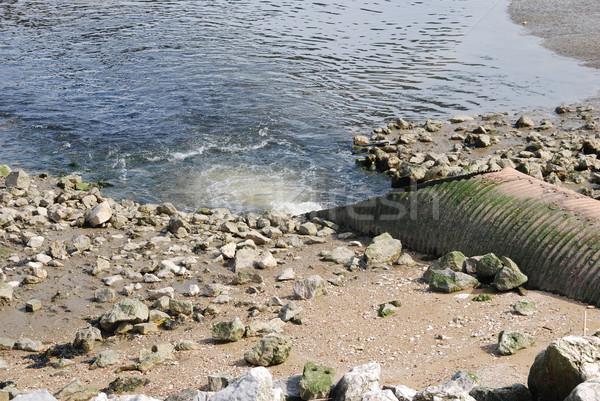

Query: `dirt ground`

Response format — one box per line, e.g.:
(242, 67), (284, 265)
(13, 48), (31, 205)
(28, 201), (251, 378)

(1, 216), (599, 399)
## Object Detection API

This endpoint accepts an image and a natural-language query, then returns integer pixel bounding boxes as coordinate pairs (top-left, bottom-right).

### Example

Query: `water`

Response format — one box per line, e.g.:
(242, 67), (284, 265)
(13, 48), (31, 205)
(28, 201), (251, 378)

(1, 0), (598, 214)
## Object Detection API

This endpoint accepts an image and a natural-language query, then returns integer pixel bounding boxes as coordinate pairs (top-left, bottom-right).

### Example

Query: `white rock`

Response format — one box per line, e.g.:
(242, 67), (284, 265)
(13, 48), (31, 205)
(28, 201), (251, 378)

(85, 201), (112, 227)
(102, 275), (123, 286)
(330, 363), (381, 401)
(276, 268), (296, 281)
(257, 250), (278, 269)
(35, 254), (52, 265)
(221, 242), (237, 259)
(143, 274), (161, 283)
(210, 366), (277, 401)
(12, 390), (58, 401)
(188, 284), (200, 296)
(27, 236), (45, 249)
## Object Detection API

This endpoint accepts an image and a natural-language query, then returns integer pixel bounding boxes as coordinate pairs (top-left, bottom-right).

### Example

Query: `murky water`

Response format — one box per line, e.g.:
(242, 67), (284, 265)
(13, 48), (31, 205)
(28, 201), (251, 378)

(0, 0), (598, 213)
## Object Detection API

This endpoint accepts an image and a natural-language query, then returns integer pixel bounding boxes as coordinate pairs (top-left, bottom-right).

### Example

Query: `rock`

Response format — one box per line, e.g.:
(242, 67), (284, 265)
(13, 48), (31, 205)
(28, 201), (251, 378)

(354, 135), (370, 145)
(85, 201), (112, 227)
(16, 338), (45, 352)
(244, 333), (292, 366)
(293, 275), (328, 300)
(212, 317), (246, 342)
(469, 383), (532, 401)
(245, 318), (286, 338)
(208, 372), (234, 392)
(323, 247), (355, 265)
(378, 301), (402, 317)
(26, 236), (44, 249)
(513, 299), (537, 316)
(0, 337), (16, 350)
(299, 362), (335, 400)
(100, 298), (149, 330)
(12, 390), (58, 401)
(274, 374), (302, 401)
(106, 376), (150, 394)
(298, 222), (318, 236)
(528, 336), (600, 401)
(0, 282), (14, 302)
(73, 326), (103, 352)
(450, 115), (475, 123)
(415, 371), (479, 401)
(137, 345), (174, 371)
(169, 299), (194, 316)
(279, 302), (303, 322)
(221, 242), (237, 259)
(164, 389), (212, 401)
(565, 378), (600, 401)
(234, 248), (261, 272)
(0, 358), (7, 369)
(429, 269), (479, 293)
(498, 331), (535, 355)
(53, 379), (86, 399)
(94, 288), (116, 303)
(493, 256), (527, 291)
(474, 253), (504, 278)
(277, 268), (296, 281)
(90, 350), (120, 370)
(246, 231), (271, 245)
(5, 170), (30, 190)
(0, 165), (11, 177)
(148, 287), (175, 300)
(24, 298), (41, 312)
(516, 115), (535, 128)
(383, 385), (417, 401)
(256, 250), (277, 269)
(175, 340), (199, 351)
(134, 322), (159, 334)
(364, 233), (402, 266)
(395, 253), (415, 266)
(424, 251), (466, 282)
(330, 362), (381, 401)
(210, 367), (277, 401)
(361, 390), (399, 401)
(72, 235), (92, 252)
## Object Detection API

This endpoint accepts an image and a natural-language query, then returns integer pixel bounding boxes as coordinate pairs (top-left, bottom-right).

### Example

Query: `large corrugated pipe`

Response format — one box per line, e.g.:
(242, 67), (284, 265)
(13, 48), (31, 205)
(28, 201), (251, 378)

(312, 167), (600, 305)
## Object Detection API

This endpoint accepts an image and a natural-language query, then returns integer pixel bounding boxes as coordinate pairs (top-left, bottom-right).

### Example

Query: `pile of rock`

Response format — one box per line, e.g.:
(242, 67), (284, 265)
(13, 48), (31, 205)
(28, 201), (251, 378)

(424, 251), (528, 293)
(353, 105), (600, 198)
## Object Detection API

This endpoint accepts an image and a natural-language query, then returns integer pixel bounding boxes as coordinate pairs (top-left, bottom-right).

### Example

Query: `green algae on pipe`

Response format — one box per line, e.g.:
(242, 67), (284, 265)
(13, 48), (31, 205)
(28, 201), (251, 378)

(311, 168), (600, 306)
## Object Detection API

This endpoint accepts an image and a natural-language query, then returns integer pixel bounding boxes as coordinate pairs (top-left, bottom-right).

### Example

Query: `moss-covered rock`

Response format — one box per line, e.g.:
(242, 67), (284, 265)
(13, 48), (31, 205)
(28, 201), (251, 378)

(299, 362), (335, 400)
(429, 269), (479, 293)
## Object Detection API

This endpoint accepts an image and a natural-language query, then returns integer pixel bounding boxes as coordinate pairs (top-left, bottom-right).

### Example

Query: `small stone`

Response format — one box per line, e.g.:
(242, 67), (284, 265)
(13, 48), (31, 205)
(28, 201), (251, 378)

(244, 333), (292, 366)
(85, 201), (112, 227)
(90, 350), (120, 370)
(16, 338), (46, 352)
(322, 247), (355, 265)
(513, 299), (537, 316)
(493, 256), (528, 291)
(364, 233), (402, 266)
(220, 242), (237, 259)
(279, 302), (303, 322)
(94, 288), (116, 303)
(516, 115), (535, 128)
(293, 275), (328, 300)
(107, 376), (149, 394)
(100, 298), (149, 330)
(0, 282), (14, 302)
(0, 337), (16, 350)
(25, 299), (42, 312)
(498, 330), (535, 355)
(212, 317), (245, 342)
(276, 268), (296, 281)
(378, 301), (401, 317)
(0, 165), (11, 178)
(133, 322), (159, 334)
(169, 299), (194, 316)
(429, 269), (479, 293)
(299, 362), (335, 400)
(298, 222), (318, 236)
(73, 326), (102, 352)
(208, 372), (234, 392)
(256, 250), (278, 269)
(5, 170), (30, 190)
(395, 253), (415, 266)
(175, 340), (199, 351)
(26, 236), (45, 249)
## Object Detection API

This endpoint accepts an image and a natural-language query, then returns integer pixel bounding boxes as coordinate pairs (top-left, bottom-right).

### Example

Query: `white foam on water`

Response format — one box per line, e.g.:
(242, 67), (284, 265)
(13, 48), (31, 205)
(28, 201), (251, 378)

(170, 146), (207, 161)
(183, 163), (322, 214)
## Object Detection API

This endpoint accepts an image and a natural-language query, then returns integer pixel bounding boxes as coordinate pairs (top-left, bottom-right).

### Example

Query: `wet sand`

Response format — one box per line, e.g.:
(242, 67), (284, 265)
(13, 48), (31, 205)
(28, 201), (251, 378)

(509, 0), (600, 69)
